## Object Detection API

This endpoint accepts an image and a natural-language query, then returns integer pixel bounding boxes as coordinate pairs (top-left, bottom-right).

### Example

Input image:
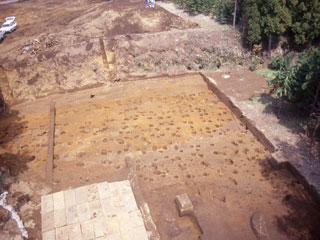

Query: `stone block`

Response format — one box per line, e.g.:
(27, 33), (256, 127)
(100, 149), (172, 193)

(41, 194), (53, 214)
(66, 205), (78, 225)
(87, 184), (99, 202)
(93, 217), (108, 238)
(42, 229), (55, 240)
(77, 202), (91, 222)
(68, 223), (82, 240)
(56, 225), (68, 240)
(75, 185), (88, 204)
(81, 219), (95, 240)
(54, 208), (67, 228)
(53, 191), (65, 210)
(132, 225), (149, 240)
(100, 197), (115, 215)
(129, 209), (144, 228)
(122, 191), (138, 212)
(119, 180), (132, 194)
(175, 193), (194, 217)
(97, 182), (110, 199)
(64, 189), (76, 208)
(111, 196), (125, 209)
(118, 212), (131, 236)
(89, 200), (103, 219)
(250, 212), (269, 240)
(105, 214), (120, 235)
(108, 182), (120, 197)
(42, 211), (54, 232)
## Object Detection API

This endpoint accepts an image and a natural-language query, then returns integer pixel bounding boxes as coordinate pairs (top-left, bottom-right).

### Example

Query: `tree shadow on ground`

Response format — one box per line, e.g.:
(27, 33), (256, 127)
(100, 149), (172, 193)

(0, 109), (34, 188)
(276, 193), (320, 240)
(258, 155), (320, 240)
(257, 93), (308, 136)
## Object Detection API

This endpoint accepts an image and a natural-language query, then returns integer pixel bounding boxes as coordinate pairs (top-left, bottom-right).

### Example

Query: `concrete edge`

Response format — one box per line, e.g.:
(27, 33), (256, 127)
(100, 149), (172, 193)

(125, 157), (161, 240)
(200, 72), (320, 205)
(271, 153), (320, 205)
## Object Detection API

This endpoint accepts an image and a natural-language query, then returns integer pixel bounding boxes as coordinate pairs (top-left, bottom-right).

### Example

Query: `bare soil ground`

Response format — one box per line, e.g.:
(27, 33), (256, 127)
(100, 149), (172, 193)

(0, 0), (319, 239)
(1, 74), (320, 239)
(0, 0), (197, 104)
(207, 69), (320, 198)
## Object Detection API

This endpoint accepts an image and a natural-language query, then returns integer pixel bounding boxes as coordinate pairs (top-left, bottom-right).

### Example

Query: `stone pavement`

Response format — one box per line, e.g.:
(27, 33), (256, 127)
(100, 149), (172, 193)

(41, 180), (149, 240)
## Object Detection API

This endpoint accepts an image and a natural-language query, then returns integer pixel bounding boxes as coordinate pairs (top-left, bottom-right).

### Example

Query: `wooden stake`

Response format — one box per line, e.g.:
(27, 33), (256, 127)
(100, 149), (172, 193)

(46, 101), (55, 182)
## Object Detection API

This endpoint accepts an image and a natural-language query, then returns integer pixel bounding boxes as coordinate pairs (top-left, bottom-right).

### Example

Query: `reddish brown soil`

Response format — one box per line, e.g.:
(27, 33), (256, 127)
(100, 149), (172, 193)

(1, 74), (320, 239)
(0, 0), (319, 239)
(207, 69), (269, 101)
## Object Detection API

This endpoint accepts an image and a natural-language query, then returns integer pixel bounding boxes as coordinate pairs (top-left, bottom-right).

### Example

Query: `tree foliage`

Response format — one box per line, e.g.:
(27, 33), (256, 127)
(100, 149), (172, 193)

(172, 0), (320, 48)
(174, 0), (237, 23)
(244, 0), (261, 46)
(288, 0), (320, 45)
(268, 47), (320, 108)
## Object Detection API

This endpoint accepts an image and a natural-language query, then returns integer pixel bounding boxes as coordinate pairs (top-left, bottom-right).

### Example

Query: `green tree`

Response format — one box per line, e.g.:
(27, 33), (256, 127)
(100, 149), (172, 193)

(244, 0), (261, 47)
(259, 0), (291, 54)
(211, 0), (235, 24)
(287, 0), (320, 45)
(269, 47), (320, 105)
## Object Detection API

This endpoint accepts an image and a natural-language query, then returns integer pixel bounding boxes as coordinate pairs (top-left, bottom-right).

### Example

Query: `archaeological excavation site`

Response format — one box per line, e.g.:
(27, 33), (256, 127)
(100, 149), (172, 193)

(0, 0), (320, 239)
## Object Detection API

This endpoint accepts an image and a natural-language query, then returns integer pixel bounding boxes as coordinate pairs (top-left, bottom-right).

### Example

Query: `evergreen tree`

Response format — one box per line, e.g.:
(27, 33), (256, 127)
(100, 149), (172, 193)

(244, 0), (262, 47)
(288, 0), (320, 45)
(259, 0), (291, 53)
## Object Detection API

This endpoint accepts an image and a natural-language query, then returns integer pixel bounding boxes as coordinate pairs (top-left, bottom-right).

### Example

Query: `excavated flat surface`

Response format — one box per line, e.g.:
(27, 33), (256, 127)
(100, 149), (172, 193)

(1, 74), (320, 239)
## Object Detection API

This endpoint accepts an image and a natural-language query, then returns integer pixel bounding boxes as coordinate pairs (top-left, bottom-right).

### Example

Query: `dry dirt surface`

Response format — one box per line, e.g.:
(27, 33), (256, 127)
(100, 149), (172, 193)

(1, 74), (320, 239)
(0, 0), (249, 105)
(0, 0), (320, 239)
(0, 0), (197, 104)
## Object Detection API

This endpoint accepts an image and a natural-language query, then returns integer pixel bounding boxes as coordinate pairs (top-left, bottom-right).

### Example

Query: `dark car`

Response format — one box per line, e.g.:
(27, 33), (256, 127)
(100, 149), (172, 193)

(0, 31), (5, 42)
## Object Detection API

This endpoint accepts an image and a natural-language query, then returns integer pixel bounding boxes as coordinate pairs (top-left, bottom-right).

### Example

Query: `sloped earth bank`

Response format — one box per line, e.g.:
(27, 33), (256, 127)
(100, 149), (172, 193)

(0, 0), (197, 104)
(1, 75), (320, 239)
(0, 0), (250, 104)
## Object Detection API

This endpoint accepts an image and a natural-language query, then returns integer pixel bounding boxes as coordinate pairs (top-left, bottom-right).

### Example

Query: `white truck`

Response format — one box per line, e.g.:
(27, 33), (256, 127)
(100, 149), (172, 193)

(0, 16), (17, 33)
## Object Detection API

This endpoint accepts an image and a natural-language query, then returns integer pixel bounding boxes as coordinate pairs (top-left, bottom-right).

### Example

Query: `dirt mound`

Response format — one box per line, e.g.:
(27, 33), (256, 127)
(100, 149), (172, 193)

(0, 0), (198, 104)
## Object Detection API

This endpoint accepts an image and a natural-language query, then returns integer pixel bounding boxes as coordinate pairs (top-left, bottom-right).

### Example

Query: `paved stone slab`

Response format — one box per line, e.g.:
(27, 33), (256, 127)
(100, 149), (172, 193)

(43, 229), (55, 240)
(53, 191), (65, 210)
(75, 186), (88, 204)
(87, 184), (99, 202)
(77, 202), (91, 222)
(66, 205), (78, 225)
(41, 194), (53, 214)
(93, 217), (108, 238)
(97, 182), (110, 199)
(68, 223), (82, 239)
(54, 208), (67, 228)
(105, 214), (120, 235)
(89, 200), (103, 219)
(64, 189), (76, 208)
(56, 225), (68, 240)
(42, 211), (54, 232)
(41, 180), (152, 239)
(81, 219), (95, 240)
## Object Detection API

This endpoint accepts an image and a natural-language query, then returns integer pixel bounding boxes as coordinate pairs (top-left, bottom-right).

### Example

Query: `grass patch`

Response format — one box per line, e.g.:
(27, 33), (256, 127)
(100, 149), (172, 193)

(256, 69), (277, 79)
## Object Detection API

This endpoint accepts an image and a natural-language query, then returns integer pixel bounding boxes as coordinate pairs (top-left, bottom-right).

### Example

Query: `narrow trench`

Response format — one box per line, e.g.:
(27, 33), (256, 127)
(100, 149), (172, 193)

(99, 38), (110, 80)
